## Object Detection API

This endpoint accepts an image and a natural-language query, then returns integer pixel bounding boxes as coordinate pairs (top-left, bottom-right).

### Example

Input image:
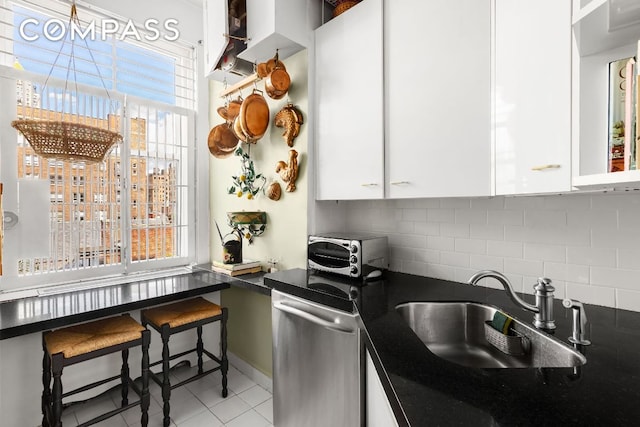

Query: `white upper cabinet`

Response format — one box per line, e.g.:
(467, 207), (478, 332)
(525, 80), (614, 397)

(203, 0), (321, 80)
(494, 0), (572, 195)
(315, 0), (384, 200)
(385, 0), (492, 198)
(203, 0), (232, 81)
(238, 0), (322, 63)
(572, 0), (640, 189)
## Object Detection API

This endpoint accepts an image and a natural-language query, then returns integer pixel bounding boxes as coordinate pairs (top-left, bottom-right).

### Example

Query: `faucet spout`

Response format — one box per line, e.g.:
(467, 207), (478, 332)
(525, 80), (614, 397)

(467, 270), (539, 313)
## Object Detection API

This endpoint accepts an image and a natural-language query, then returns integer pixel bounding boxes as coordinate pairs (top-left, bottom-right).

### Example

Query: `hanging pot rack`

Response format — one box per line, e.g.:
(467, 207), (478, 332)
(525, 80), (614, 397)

(219, 72), (261, 98)
(11, 1), (122, 164)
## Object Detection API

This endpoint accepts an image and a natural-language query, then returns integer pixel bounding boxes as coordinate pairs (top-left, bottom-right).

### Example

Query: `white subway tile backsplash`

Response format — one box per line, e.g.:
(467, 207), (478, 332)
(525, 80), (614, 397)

(567, 246), (616, 267)
(470, 224), (505, 240)
(427, 264), (456, 281)
(414, 249), (440, 264)
(454, 268), (477, 283)
(488, 210), (523, 226)
(454, 239), (486, 255)
(471, 197), (505, 209)
(590, 193), (640, 209)
(524, 210), (568, 227)
(591, 228), (640, 250)
(542, 194), (591, 211)
(414, 222), (440, 236)
(616, 289), (640, 312)
(487, 240), (524, 258)
(524, 243), (566, 262)
(544, 262), (590, 284)
(427, 236), (455, 251)
(591, 267), (640, 291)
(440, 223), (470, 238)
(389, 246), (417, 261)
(469, 254), (504, 272)
(455, 209), (488, 224)
(618, 248), (640, 270)
(402, 209), (427, 222)
(566, 209), (617, 229)
(566, 283), (616, 307)
(440, 198), (471, 209)
(564, 227), (592, 247)
(413, 198), (441, 209)
(342, 193), (640, 312)
(388, 233), (427, 249)
(427, 208), (455, 223)
(440, 251), (470, 268)
(617, 208), (640, 229)
(504, 258), (544, 277)
(402, 260), (428, 277)
(504, 196), (546, 210)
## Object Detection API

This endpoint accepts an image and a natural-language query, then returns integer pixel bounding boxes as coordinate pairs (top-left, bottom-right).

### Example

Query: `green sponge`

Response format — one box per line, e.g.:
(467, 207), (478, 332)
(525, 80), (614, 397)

(491, 311), (513, 335)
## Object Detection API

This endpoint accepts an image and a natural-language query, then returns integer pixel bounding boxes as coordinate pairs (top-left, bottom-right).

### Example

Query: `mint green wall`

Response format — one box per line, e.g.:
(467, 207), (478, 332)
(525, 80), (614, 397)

(209, 50), (309, 377)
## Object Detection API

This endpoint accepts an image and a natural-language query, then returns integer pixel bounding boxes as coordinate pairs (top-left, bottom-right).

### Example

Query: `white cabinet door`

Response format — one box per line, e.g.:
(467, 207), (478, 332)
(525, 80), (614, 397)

(366, 350), (399, 427)
(386, 0), (492, 198)
(315, 0), (384, 200)
(202, 0), (229, 78)
(494, 0), (572, 195)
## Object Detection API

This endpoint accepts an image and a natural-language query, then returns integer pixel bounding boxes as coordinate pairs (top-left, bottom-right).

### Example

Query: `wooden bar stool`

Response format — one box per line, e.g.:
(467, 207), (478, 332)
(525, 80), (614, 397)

(141, 297), (228, 427)
(42, 314), (150, 427)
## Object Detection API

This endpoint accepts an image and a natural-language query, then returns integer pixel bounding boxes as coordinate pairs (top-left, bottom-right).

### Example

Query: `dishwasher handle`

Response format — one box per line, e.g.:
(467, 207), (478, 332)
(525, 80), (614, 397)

(273, 301), (356, 333)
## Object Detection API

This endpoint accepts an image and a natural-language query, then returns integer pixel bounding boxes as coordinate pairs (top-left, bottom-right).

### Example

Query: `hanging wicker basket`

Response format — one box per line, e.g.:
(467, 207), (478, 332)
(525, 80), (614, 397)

(11, 119), (122, 164)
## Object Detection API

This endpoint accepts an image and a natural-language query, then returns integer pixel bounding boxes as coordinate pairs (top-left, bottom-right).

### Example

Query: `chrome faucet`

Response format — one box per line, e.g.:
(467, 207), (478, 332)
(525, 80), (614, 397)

(468, 270), (556, 330)
(562, 299), (591, 346)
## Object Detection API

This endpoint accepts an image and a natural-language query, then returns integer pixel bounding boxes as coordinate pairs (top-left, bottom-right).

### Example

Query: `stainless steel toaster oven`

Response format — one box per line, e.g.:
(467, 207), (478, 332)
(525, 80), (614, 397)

(308, 232), (388, 279)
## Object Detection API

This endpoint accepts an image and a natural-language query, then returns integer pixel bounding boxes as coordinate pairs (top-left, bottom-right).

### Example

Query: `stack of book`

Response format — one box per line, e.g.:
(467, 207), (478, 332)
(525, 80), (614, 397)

(608, 41), (639, 172)
(211, 259), (262, 276)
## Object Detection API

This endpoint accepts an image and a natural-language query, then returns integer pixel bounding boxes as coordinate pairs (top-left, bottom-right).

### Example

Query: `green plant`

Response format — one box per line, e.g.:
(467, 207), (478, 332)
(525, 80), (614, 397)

(227, 146), (266, 199)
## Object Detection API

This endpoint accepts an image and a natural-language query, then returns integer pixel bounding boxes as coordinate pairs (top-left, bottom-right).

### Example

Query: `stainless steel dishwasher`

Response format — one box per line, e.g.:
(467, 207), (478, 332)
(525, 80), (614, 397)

(272, 288), (363, 426)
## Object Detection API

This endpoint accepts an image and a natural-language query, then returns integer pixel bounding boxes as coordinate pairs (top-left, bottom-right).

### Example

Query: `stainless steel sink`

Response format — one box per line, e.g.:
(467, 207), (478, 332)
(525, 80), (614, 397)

(396, 302), (586, 369)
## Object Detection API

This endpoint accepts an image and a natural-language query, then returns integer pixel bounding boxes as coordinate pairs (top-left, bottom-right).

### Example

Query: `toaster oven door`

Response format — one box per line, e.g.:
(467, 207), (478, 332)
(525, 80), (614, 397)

(308, 238), (354, 276)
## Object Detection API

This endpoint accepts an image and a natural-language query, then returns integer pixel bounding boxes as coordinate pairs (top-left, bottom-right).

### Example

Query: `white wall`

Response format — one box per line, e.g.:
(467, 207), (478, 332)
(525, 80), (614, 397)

(343, 192), (640, 312)
(208, 50), (309, 270)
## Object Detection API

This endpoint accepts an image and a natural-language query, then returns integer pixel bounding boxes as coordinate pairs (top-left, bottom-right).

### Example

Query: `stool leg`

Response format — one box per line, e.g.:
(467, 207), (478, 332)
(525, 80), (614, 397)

(42, 335), (51, 427)
(161, 324), (171, 427)
(221, 308), (229, 398)
(120, 348), (130, 406)
(197, 325), (204, 374)
(141, 330), (151, 427)
(51, 354), (64, 427)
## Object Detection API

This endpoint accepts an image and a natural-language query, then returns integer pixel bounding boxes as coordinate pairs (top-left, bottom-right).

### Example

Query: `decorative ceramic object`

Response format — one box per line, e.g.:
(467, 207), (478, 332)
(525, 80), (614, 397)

(227, 211), (267, 244)
(227, 147), (266, 199)
(266, 182), (282, 201)
(274, 103), (303, 147)
(276, 149), (299, 192)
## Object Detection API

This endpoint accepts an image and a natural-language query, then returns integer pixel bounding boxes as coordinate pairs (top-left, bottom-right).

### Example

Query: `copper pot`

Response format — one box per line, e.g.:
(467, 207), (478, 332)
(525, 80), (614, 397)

(239, 91), (270, 142)
(208, 123), (238, 158)
(265, 66), (290, 100)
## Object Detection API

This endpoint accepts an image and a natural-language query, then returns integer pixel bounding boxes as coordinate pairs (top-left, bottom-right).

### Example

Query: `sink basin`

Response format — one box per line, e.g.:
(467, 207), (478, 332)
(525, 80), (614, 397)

(396, 302), (586, 369)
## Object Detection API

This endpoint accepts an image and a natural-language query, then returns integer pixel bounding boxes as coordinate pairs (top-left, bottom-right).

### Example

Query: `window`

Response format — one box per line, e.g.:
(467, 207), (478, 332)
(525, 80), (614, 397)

(0, 0), (197, 289)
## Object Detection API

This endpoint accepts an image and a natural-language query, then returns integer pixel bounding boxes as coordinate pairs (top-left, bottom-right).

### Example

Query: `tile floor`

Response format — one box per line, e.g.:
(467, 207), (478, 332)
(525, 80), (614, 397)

(56, 361), (273, 427)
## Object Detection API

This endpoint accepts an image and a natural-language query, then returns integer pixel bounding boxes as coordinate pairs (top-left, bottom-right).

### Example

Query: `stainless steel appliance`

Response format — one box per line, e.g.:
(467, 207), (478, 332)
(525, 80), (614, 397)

(272, 288), (363, 427)
(308, 232), (388, 279)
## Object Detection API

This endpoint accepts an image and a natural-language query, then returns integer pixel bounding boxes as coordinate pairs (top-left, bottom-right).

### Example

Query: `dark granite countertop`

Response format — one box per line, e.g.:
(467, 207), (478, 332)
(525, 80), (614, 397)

(0, 266), (270, 340)
(265, 269), (640, 426)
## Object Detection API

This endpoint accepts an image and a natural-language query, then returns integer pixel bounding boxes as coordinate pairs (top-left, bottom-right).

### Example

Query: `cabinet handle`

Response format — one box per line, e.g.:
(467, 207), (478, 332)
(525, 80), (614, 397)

(390, 181), (410, 185)
(361, 183), (379, 187)
(531, 164), (561, 171)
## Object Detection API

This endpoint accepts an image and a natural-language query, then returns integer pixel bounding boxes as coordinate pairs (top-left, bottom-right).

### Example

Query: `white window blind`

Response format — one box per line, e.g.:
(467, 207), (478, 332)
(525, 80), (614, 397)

(0, 0), (197, 290)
